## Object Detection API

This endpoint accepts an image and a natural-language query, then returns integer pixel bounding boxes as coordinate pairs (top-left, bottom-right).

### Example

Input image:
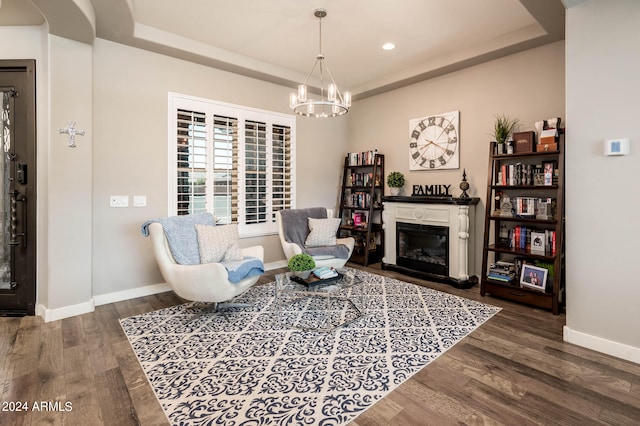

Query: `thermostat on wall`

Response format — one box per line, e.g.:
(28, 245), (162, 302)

(604, 138), (630, 156)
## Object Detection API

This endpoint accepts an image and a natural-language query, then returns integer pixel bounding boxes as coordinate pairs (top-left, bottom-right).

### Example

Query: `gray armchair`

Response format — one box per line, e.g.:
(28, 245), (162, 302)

(276, 207), (354, 269)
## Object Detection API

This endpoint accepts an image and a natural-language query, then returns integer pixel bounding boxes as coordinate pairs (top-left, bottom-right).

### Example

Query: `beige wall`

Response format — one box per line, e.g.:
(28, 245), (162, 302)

(91, 39), (349, 296)
(0, 27), (94, 318)
(564, 0), (640, 362)
(347, 41), (566, 276)
(47, 35), (93, 311)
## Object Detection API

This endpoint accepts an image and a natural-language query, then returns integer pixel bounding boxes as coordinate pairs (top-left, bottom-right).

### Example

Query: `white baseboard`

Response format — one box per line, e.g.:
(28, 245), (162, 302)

(563, 325), (640, 364)
(94, 283), (171, 306)
(37, 299), (95, 323)
(37, 261), (286, 323)
(93, 262), (283, 308)
(36, 283), (171, 322)
(265, 260), (287, 270)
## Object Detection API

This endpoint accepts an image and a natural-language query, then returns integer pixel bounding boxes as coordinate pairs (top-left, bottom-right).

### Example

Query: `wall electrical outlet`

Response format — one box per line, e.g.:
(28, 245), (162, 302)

(110, 195), (129, 207)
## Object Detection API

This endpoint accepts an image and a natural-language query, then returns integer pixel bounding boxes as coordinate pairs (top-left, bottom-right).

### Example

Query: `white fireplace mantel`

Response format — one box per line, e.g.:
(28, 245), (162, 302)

(382, 197), (479, 288)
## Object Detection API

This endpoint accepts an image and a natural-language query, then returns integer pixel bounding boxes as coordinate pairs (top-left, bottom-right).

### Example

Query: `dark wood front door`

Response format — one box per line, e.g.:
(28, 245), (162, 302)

(0, 60), (36, 315)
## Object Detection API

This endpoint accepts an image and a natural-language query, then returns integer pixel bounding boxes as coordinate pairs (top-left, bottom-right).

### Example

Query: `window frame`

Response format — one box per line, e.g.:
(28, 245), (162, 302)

(168, 92), (296, 238)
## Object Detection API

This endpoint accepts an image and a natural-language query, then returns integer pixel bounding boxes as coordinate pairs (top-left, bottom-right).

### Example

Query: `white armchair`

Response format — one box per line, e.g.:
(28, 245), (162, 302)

(276, 208), (354, 269)
(148, 222), (264, 307)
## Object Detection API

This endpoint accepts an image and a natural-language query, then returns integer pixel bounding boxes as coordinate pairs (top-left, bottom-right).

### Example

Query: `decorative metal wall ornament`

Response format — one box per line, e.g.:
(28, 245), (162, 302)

(58, 121), (85, 148)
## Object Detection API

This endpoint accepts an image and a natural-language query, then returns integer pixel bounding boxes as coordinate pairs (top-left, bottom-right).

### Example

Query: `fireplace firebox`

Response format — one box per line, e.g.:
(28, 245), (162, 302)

(396, 223), (449, 276)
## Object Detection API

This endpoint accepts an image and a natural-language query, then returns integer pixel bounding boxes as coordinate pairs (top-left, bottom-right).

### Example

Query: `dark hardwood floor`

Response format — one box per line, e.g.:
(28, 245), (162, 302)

(2, 263), (639, 425)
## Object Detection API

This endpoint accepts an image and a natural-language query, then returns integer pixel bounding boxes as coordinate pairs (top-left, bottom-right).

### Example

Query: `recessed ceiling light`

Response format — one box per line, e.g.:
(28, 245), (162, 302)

(382, 42), (396, 51)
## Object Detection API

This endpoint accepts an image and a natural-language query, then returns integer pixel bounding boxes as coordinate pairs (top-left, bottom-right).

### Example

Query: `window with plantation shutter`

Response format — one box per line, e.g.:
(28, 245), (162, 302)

(176, 109), (207, 216)
(169, 93), (295, 237)
(212, 115), (238, 224)
(271, 124), (293, 219)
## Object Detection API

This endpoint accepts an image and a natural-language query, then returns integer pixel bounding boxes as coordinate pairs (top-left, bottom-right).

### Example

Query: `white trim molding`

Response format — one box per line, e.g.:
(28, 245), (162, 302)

(564, 325), (640, 364)
(36, 262), (286, 322)
(94, 283), (172, 307)
(37, 299), (95, 323)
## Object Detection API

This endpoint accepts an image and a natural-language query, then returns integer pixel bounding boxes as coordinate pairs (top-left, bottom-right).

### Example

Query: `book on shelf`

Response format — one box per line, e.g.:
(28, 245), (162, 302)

(487, 261), (516, 283)
(513, 197), (536, 218)
(487, 273), (516, 282)
(349, 192), (372, 209)
(496, 163), (544, 187)
(347, 150), (379, 166)
(504, 197), (556, 220)
(504, 226), (556, 255)
(349, 172), (377, 187)
(490, 261), (515, 272)
(494, 156), (563, 188)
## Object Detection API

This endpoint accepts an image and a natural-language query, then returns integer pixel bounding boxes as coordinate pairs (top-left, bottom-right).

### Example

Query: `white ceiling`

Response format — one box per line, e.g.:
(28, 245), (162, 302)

(1, 0), (565, 100)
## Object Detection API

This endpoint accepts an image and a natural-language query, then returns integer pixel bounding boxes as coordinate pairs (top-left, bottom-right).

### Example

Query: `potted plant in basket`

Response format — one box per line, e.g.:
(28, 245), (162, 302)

(491, 114), (519, 154)
(386, 171), (405, 196)
(287, 253), (316, 279)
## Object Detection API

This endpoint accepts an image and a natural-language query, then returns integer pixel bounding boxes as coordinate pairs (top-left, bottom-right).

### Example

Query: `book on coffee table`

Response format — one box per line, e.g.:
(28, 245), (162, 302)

(313, 267), (339, 279)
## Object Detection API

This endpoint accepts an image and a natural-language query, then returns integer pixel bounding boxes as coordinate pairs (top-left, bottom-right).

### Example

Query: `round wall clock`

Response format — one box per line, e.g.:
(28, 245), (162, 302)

(409, 110), (460, 170)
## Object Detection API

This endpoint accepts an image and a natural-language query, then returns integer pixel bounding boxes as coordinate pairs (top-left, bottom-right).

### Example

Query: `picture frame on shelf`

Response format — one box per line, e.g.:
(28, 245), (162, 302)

(543, 161), (555, 186)
(520, 264), (548, 292)
(531, 231), (546, 255)
(533, 165), (545, 186)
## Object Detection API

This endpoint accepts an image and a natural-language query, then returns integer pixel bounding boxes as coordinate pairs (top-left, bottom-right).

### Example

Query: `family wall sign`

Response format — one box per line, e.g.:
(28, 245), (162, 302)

(411, 184), (452, 196)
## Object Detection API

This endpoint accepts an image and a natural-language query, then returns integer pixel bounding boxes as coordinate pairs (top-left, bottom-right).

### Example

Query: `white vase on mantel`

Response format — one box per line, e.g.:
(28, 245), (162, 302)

(389, 187), (401, 196)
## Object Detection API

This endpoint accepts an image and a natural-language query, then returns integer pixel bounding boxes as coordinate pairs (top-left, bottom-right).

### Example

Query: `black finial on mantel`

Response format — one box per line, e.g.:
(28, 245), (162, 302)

(459, 168), (470, 199)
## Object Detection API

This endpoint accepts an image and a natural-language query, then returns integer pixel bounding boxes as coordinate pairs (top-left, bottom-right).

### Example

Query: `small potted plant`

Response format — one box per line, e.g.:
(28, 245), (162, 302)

(491, 114), (519, 154)
(287, 253), (316, 279)
(386, 171), (405, 196)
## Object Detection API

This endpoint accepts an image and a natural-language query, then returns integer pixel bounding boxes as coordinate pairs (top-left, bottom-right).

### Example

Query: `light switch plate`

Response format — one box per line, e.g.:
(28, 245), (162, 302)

(133, 195), (147, 207)
(110, 195), (129, 207)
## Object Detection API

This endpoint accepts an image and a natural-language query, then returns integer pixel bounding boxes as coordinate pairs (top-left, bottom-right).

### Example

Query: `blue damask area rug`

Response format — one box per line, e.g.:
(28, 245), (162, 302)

(120, 269), (500, 425)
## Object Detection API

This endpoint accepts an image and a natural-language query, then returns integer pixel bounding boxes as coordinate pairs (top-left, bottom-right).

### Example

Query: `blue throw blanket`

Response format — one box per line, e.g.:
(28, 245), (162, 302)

(141, 213), (215, 265)
(222, 257), (265, 283)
